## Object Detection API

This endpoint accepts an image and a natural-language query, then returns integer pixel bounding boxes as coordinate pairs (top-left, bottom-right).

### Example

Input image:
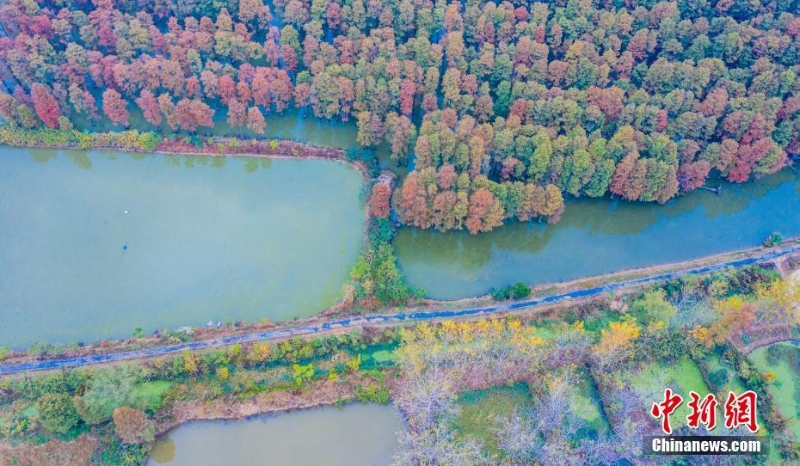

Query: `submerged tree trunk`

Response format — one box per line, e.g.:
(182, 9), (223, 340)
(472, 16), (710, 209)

(699, 185), (721, 194)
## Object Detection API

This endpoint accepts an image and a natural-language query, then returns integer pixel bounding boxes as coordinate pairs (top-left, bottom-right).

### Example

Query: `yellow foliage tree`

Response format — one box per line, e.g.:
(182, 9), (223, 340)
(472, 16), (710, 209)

(689, 325), (711, 346)
(248, 343), (273, 363)
(183, 350), (198, 375)
(396, 318), (547, 386)
(593, 318), (641, 369)
(346, 354), (362, 373)
(713, 296), (756, 346)
(292, 363), (314, 388)
(756, 279), (800, 323)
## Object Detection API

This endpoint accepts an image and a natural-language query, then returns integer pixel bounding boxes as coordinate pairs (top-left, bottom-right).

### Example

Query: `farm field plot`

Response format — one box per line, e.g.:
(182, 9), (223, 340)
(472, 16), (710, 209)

(453, 367), (611, 460)
(453, 383), (535, 457)
(627, 357), (711, 424)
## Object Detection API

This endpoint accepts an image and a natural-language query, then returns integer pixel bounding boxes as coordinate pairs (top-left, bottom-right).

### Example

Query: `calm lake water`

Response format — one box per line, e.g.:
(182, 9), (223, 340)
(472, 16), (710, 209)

(394, 170), (800, 300)
(0, 147), (364, 348)
(147, 404), (404, 466)
(198, 111), (799, 302)
(5, 111), (800, 343)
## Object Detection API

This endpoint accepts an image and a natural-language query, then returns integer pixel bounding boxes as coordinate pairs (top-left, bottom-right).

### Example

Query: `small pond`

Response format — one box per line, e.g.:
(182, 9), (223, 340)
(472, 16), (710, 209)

(147, 403), (404, 466)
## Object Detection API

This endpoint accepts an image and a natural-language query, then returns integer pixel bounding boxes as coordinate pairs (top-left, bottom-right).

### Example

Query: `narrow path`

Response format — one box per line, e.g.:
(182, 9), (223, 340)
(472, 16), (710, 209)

(732, 324), (800, 354)
(2, 244), (799, 376)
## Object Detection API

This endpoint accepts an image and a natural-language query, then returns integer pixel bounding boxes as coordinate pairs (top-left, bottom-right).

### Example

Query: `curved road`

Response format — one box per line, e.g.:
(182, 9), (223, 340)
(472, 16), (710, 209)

(2, 244), (799, 375)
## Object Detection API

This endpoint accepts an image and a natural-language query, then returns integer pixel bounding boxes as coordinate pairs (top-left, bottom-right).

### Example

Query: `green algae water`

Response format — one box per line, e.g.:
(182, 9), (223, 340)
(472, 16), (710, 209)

(748, 343), (800, 441)
(394, 170), (800, 300)
(147, 404), (404, 466)
(0, 147), (363, 348)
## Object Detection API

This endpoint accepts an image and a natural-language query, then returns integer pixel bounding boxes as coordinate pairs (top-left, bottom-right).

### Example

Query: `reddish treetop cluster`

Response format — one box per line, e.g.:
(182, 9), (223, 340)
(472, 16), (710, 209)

(1, 0), (799, 232)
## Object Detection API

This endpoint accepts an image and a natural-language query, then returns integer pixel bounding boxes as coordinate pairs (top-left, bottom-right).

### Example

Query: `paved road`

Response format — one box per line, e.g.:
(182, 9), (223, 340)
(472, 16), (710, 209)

(2, 244), (799, 375)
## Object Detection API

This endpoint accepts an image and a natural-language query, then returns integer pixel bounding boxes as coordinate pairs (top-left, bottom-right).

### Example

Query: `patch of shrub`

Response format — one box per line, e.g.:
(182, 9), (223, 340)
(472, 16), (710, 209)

(350, 218), (422, 306)
(763, 232), (784, 248)
(96, 437), (149, 466)
(492, 282), (531, 301)
(37, 394), (81, 435)
(355, 383), (391, 405)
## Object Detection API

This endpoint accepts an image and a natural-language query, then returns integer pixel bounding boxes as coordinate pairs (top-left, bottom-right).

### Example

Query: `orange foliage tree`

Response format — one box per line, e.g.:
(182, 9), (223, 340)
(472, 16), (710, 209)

(369, 183), (392, 218)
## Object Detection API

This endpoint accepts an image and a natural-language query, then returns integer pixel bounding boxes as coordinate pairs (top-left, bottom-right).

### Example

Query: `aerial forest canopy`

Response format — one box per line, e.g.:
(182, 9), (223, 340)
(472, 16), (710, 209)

(1, 0), (799, 232)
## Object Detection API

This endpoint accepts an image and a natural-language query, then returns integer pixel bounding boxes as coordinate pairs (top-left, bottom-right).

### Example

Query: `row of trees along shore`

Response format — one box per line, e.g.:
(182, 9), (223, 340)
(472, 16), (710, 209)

(2, 0), (800, 233)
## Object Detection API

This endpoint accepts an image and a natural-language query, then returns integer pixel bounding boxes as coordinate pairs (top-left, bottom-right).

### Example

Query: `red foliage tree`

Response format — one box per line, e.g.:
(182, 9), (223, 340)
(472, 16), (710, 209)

(102, 89), (129, 127)
(83, 90), (99, 121)
(587, 86), (625, 121)
(788, 18), (800, 38)
(271, 70), (294, 113)
(185, 77), (201, 98)
(281, 45), (298, 73)
(399, 79), (416, 116)
(397, 173), (429, 228)
(218, 75), (237, 105)
(246, 106), (266, 134)
(173, 98), (214, 132)
(326, 2), (342, 30)
(436, 164), (456, 189)
(422, 93), (438, 113)
(0, 92), (18, 122)
(135, 90), (162, 126)
(227, 99), (247, 130)
(237, 81), (252, 104)
(31, 84), (61, 129)
(696, 87), (728, 118)
(369, 183), (392, 218)
(252, 73), (271, 108)
(678, 161), (711, 191)
(466, 188), (503, 234)
(610, 154), (637, 197)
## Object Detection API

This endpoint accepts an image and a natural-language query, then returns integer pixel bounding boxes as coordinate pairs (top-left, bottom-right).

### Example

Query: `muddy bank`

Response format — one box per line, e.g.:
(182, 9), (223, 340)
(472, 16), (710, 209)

(153, 371), (389, 436)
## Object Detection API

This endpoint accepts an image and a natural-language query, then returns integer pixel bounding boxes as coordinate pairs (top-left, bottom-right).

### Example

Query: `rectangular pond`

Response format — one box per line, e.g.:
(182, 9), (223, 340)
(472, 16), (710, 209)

(147, 403), (404, 466)
(0, 147), (364, 348)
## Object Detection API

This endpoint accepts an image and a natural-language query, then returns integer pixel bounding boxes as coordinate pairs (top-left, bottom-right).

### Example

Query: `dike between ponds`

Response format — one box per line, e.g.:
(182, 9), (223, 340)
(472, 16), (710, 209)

(2, 243), (799, 376)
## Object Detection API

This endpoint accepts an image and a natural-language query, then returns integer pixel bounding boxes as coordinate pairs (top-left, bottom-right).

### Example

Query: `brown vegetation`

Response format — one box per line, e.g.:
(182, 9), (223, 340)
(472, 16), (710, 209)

(0, 435), (97, 466)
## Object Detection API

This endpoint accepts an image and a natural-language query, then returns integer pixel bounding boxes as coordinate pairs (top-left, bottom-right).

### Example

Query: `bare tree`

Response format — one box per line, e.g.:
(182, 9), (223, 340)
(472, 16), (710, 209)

(394, 363), (459, 432)
(393, 363), (484, 466)
(496, 409), (537, 463)
(393, 423), (484, 466)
